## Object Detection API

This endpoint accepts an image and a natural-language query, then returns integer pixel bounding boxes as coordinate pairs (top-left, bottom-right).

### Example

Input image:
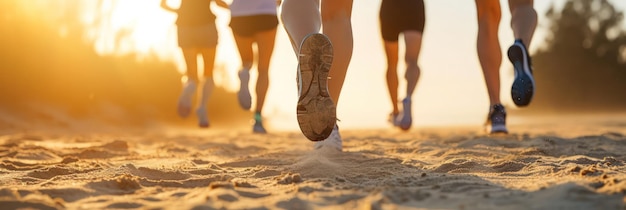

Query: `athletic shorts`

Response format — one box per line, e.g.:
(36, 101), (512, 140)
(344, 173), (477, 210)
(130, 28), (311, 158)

(229, 15), (279, 37)
(177, 23), (218, 48)
(379, 0), (425, 42)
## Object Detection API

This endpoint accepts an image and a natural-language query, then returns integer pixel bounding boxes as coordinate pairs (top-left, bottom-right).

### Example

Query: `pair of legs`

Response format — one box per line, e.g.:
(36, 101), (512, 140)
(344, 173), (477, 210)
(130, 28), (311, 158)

(232, 27), (277, 133)
(178, 47), (216, 127)
(281, 0), (353, 148)
(475, 0), (537, 133)
(384, 31), (422, 130)
(380, 0), (425, 131)
(181, 47), (216, 83)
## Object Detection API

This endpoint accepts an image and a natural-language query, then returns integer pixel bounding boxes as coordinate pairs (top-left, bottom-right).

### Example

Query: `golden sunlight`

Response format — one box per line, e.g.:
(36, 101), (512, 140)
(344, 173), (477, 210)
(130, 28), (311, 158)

(80, 0), (240, 91)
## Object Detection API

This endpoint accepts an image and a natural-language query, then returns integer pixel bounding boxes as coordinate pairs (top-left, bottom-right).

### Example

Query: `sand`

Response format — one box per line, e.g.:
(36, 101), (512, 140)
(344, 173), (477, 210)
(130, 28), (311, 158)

(0, 116), (625, 210)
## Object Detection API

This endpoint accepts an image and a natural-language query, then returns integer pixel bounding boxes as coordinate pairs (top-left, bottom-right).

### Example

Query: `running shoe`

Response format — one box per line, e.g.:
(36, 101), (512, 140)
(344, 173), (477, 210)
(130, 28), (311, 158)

(252, 113), (267, 134)
(196, 107), (209, 128)
(253, 121), (267, 134)
(314, 125), (342, 151)
(196, 80), (213, 128)
(486, 104), (508, 134)
(237, 70), (252, 110)
(397, 98), (413, 131)
(388, 112), (400, 127)
(177, 81), (197, 118)
(508, 39), (535, 107)
(296, 33), (336, 141)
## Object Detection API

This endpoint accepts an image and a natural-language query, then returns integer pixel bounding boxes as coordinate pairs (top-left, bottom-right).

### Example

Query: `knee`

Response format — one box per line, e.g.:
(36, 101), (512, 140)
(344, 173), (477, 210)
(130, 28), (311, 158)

(241, 62), (253, 70)
(405, 66), (420, 79)
(405, 57), (419, 67)
(386, 64), (398, 74)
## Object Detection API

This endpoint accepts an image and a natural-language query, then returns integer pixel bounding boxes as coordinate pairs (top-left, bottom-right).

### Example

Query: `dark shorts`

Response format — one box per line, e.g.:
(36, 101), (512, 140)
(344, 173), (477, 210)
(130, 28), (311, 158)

(379, 0), (425, 42)
(229, 15), (279, 37)
(177, 23), (218, 48)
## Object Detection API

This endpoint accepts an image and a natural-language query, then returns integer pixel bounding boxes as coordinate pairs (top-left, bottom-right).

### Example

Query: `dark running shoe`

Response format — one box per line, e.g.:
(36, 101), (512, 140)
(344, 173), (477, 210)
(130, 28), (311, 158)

(252, 113), (267, 134)
(253, 120), (267, 134)
(486, 104), (508, 134)
(296, 33), (336, 141)
(508, 39), (535, 107)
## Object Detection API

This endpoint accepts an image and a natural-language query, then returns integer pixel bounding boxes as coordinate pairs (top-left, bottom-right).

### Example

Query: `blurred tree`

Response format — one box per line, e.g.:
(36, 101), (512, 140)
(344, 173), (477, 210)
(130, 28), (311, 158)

(527, 0), (626, 113)
(0, 0), (249, 129)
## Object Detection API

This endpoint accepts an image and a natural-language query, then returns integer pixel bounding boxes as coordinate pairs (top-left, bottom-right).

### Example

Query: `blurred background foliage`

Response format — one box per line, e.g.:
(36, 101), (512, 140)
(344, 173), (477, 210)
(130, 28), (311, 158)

(0, 0), (249, 129)
(522, 0), (626, 114)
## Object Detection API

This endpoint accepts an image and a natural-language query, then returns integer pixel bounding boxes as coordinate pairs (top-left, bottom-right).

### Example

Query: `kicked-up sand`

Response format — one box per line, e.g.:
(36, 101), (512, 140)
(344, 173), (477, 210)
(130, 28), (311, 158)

(0, 114), (625, 209)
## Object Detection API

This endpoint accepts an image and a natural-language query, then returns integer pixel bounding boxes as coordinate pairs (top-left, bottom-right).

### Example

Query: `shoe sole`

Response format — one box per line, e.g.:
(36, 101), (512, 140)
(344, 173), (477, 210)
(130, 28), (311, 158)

(490, 125), (508, 134)
(508, 43), (535, 107)
(297, 34), (336, 141)
(238, 71), (252, 110)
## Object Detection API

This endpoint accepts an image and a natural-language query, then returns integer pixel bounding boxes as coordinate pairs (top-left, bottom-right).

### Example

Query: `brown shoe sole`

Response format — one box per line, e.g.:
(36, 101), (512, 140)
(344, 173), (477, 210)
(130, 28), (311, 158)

(297, 33), (336, 141)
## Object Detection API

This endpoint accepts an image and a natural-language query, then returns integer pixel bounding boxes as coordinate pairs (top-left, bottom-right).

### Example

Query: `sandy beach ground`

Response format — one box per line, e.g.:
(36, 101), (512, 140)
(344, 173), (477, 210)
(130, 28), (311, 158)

(0, 114), (625, 210)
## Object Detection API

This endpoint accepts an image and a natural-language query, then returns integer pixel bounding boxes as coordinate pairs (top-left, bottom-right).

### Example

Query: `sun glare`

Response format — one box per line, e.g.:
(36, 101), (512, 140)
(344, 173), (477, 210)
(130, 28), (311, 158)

(78, 0), (240, 91)
(19, 0), (624, 130)
(83, 0), (177, 57)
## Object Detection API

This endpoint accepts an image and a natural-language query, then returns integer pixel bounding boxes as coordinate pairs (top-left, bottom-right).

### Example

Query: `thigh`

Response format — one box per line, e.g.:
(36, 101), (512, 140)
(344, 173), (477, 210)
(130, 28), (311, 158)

(383, 41), (399, 69)
(232, 33), (255, 65)
(254, 28), (277, 71)
(199, 48), (216, 75)
(178, 24), (218, 48)
(403, 31), (423, 62)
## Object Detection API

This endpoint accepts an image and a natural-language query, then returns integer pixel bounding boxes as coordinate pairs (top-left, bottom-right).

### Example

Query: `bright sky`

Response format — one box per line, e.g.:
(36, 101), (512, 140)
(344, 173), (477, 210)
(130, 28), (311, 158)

(83, 0), (626, 131)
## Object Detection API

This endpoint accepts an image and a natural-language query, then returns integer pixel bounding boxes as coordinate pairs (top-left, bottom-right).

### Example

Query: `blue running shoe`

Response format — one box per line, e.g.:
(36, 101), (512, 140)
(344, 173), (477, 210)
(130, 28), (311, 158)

(486, 104), (508, 134)
(508, 39), (535, 107)
(296, 33), (336, 141)
(397, 98), (413, 131)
